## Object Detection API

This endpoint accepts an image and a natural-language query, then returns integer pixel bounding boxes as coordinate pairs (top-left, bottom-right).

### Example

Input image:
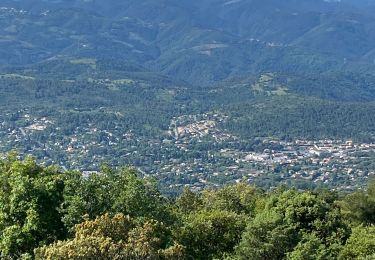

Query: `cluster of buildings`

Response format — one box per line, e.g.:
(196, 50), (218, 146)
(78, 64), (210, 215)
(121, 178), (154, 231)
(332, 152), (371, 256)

(169, 113), (234, 142)
(240, 139), (375, 187)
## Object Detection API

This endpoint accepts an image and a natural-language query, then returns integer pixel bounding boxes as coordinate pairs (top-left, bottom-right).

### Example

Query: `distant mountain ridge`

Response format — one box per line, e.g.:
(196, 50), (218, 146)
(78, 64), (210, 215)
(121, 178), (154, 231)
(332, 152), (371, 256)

(1, 0), (375, 85)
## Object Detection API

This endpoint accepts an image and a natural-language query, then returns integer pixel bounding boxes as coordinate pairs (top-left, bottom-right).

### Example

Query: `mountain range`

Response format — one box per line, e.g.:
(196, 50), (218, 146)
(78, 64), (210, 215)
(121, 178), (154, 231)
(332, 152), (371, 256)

(1, 0), (375, 85)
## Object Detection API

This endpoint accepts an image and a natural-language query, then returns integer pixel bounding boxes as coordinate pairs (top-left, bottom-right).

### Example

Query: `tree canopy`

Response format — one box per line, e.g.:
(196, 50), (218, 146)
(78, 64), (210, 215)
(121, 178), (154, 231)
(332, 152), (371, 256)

(0, 156), (374, 259)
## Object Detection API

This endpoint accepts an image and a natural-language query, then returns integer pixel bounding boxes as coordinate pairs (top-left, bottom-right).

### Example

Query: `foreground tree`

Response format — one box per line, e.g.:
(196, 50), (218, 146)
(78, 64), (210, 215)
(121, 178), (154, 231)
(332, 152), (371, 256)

(339, 225), (375, 259)
(0, 156), (173, 258)
(233, 190), (350, 260)
(35, 213), (184, 260)
(234, 209), (298, 260)
(200, 183), (260, 216)
(61, 165), (172, 232)
(0, 155), (67, 258)
(1, 155), (374, 259)
(176, 210), (246, 259)
(340, 178), (375, 225)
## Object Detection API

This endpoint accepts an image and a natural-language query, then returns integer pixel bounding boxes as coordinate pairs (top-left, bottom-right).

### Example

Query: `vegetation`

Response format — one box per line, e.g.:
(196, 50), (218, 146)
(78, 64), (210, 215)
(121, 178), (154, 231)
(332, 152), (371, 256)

(0, 155), (374, 259)
(2, 0), (375, 86)
(1, 3), (375, 257)
(1, 60), (375, 194)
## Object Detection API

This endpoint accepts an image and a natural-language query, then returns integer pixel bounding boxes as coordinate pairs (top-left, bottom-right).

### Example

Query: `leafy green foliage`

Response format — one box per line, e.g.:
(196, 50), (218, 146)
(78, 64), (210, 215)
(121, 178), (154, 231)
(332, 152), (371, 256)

(233, 190), (350, 259)
(340, 178), (375, 225)
(234, 209), (298, 260)
(0, 156), (374, 259)
(0, 154), (66, 258)
(0, 156), (173, 258)
(200, 183), (259, 216)
(35, 214), (184, 260)
(339, 225), (375, 259)
(176, 210), (246, 260)
(61, 166), (172, 232)
(286, 233), (330, 260)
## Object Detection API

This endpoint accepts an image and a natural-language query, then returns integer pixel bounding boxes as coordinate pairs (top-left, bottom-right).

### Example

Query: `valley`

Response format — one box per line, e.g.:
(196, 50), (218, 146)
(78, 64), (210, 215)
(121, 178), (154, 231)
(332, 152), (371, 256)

(0, 0), (375, 194)
(1, 107), (374, 195)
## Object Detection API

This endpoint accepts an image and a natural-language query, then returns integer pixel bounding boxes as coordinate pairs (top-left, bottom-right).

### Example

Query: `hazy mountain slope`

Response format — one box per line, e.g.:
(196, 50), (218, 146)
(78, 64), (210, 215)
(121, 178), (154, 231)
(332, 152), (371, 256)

(1, 0), (375, 85)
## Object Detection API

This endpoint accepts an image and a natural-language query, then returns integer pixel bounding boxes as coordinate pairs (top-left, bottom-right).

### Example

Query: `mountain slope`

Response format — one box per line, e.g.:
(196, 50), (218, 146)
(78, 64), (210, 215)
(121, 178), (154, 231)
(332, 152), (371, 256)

(1, 0), (375, 84)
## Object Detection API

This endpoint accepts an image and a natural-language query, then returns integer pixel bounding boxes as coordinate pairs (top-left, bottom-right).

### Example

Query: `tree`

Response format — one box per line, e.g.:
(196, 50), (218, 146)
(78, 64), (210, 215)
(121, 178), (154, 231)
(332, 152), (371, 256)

(340, 178), (375, 225)
(234, 210), (298, 260)
(233, 190), (350, 260)
(0, 155), (67, 258)
(61, 166), (172, 232)
(176, 210), (246, 259)
(201, 183), (259, 216)
(339, 225), (375, 259)
(287, 233), (331, 260)
(35, 213), (184, 260)
(174, 188), (202, 215)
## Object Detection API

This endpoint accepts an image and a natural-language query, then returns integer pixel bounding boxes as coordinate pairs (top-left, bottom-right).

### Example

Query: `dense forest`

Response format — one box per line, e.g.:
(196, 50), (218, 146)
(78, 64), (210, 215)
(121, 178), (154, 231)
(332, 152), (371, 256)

(0, 154), (374, 259)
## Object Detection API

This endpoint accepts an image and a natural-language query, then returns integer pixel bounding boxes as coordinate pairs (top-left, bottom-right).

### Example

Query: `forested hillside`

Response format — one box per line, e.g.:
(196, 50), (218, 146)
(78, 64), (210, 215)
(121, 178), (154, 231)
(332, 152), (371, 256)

(1, 59), (375, 192)
(0, 156), (374, 259)
(1, 0), (375, 85)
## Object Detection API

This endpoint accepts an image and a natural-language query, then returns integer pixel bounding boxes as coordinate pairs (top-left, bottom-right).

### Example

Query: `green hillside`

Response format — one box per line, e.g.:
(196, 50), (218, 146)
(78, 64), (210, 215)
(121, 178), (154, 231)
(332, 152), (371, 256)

(0, 61), (374, 192)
